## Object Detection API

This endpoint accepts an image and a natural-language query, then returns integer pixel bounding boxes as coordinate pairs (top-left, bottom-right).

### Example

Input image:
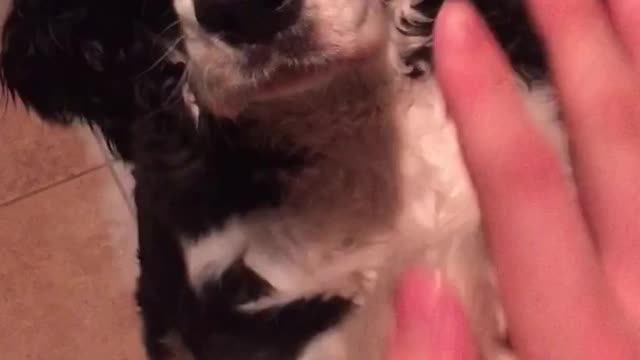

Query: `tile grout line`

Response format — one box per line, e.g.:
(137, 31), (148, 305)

(0, 164), (106, 208)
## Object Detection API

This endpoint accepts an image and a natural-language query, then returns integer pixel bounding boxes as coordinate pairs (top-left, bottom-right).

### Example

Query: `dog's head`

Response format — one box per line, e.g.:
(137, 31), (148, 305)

(0, 0), (543, 155)
(173, 0), (389, 115)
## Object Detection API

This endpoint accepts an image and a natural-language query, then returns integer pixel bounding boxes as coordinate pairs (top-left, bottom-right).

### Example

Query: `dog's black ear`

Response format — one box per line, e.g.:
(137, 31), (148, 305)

(471, 0), (546, 78)
(0, 0), (179, 159)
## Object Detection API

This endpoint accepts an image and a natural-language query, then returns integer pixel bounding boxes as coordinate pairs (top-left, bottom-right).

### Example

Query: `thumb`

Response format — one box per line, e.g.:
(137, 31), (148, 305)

(386, 269), (477, 360)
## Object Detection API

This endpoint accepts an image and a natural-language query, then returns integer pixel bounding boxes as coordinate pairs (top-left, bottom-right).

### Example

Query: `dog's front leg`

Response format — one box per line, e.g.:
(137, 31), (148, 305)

(135, 203), (195, 360)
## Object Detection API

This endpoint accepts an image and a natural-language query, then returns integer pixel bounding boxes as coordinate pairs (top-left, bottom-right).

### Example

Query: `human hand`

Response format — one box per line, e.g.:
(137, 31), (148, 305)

(429, 0), (640, 359)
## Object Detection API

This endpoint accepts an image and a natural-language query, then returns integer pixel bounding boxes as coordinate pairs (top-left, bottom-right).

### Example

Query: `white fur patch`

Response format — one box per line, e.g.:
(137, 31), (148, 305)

(172, 0), (197, 25)
(182, 220), (248, 289)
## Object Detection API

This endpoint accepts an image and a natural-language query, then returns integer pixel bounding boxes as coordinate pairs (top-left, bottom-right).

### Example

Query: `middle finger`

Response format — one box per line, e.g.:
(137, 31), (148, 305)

(524, 0), (640, 280)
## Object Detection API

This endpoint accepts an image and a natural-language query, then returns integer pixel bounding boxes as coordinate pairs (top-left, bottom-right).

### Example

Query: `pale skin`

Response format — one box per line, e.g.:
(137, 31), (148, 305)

(387, 0), (640, 359)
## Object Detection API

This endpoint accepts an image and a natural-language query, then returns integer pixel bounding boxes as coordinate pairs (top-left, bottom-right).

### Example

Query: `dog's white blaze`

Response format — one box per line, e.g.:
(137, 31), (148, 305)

(172, 0), (196, 24)
(182, 220), (249, 289)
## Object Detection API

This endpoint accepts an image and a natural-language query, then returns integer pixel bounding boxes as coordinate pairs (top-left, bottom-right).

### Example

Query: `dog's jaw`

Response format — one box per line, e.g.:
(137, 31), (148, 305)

(173, 0), (389, 117)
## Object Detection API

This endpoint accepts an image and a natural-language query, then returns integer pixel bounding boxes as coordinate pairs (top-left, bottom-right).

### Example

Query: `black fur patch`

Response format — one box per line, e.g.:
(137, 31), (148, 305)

(135, 203), (350, 360)
(0, 0), (179, 159)
(192, 261), (351, 360)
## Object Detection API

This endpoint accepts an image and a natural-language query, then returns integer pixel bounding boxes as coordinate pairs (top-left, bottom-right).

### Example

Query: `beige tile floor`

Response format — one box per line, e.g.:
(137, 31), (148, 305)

(0, 100), (145, 359)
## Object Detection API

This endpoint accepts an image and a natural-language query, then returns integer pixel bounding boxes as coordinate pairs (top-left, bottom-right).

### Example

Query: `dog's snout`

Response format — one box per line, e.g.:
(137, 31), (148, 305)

(193, 0), (299, 43)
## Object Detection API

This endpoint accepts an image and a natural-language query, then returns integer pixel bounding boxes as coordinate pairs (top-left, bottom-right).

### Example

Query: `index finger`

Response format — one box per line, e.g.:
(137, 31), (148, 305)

(388, 270), (476, 360)
(433, 2), (633, 359)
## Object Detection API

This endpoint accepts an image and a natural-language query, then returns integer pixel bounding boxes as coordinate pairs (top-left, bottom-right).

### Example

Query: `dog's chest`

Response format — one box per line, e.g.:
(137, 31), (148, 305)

(179, 71), (564, 359)
(183, 75), (483, 310)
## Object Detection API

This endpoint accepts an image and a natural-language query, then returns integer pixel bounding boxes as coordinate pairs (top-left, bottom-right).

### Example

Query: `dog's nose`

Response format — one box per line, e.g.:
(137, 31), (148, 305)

(193, 0), (299, 43)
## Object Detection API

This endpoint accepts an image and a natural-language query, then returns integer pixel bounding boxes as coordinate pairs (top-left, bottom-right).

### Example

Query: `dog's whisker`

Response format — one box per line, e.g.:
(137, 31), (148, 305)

(136, 36), (184, 79)
(159, 20), (182, 36)
(47, 19), (66, 52)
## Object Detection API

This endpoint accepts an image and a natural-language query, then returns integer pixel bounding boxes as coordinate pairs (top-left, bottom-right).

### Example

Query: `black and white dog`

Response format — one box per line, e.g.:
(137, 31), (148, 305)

(1, 0), (564, 359)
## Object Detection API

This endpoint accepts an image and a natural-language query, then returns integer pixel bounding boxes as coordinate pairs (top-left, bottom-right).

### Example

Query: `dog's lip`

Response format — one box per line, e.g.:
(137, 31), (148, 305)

(246, 7), (387, 101)
(252, 61), (337, 99)
(251, 53), (377, 103)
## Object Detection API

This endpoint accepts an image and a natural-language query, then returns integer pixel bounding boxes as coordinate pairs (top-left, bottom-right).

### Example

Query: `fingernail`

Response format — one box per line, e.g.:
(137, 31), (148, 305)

(394, 269), (445, 331)
(434, 0), (486, 51)
(393, 269), (476, 359)
(430, 293), (475, 359)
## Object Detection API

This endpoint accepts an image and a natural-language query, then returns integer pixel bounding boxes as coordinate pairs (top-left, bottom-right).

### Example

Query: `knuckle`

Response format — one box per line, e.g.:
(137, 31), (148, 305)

(571, 82), (640, 146)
